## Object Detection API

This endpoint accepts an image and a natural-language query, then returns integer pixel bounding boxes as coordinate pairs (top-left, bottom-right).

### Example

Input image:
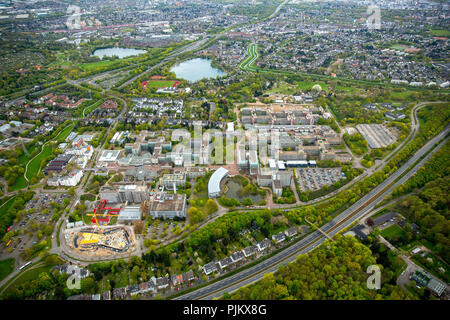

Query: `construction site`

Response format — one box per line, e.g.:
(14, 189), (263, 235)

(64, 226), (136, 257)
(63, 200), (137, 258)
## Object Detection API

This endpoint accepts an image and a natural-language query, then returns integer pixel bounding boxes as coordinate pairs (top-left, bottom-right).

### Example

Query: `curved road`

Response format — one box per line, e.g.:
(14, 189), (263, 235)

(175, 123), (449, 300)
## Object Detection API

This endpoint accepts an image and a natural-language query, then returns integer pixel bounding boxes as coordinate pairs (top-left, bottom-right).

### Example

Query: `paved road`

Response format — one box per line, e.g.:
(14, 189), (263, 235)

(117, 37), (211, 89)
(378, 235), (450, 294)
(48, 93), (129, 262)
(268, 0), (289, 19)
(175, 125), (449, 300)
(0, 257), (41, 292)
(232, 101), (440, 211)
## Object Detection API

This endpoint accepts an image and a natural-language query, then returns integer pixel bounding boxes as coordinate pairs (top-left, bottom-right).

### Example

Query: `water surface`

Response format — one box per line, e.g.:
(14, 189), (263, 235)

(171, 58), (227, 82)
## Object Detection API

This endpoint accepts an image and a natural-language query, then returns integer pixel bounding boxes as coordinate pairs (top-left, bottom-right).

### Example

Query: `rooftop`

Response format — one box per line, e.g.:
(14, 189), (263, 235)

(150, 193), (186, 212)
(208, 167), (229, 196)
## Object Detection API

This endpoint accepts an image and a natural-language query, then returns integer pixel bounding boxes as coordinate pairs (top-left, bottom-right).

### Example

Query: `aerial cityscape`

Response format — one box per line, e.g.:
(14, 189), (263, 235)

(0, 0), (448, 307)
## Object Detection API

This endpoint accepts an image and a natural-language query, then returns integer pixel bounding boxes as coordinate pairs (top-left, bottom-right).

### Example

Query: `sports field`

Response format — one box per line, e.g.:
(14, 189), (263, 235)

(141, 80), (179, 88)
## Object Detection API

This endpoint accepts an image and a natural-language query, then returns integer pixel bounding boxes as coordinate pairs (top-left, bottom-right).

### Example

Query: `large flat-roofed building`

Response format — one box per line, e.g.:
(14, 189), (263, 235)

(184, 166), (208, 178)
(150, 193), (186, 219)
(125, 167), (157, 182)
(237, 148), (248, 169)
(272, 179), (282, 197)
(356, 124), (396, 149)
(118, 185), (148, 203)
(237, 148), (259, 175)
(117, 206), (142, 223)
(100, 184), (148, 204)
(161, 173), (186, 190)
(248, 150), (259, 175)
(208, 167), (229, 198)
(43, 154), (73, 174)
(99, 150), (121, 162)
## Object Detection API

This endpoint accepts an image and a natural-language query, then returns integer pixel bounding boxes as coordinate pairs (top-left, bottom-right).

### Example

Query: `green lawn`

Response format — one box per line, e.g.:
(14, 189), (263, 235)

(0, 196), (16, 219)
(80, 59), (119, 71)
(25, 144), (53, 181)
(17, 145), (37, 166)
(391, 45), (407, 51)
(82, 99), (103, 117)
(430, 29), (450, 37)
(10, 123), (74, 191)
(296, 80), (328, 92)
(144, 80), (177, 88)
(266, 82), (297, 95)
(381, 224), (405, 240)
(55, 123), (75, 143)
(27, 123), (74, 181)
(0, 258), (15, 282)
(4, 264), (52, 294)
(9, 176), (28, 191)
(3, 255), (63, 295)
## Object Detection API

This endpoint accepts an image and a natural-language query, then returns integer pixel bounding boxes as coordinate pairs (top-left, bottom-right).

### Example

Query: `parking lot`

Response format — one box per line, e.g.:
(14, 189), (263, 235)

(296, 168), (344, 192)
(1, 193), (73, 255)
(21, 193), (71, 225)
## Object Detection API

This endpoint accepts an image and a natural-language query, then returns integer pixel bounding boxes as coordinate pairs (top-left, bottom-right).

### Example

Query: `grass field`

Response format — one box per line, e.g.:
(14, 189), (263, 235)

(55, 123), (75, 143)
(266, 82), (297, 95)
(10, 123), (74, 190)
(9, 175), (27, 191)
(391, 45), (408, 51)
(2, 255), (63, 295)
(4, 264), (52, 294)
(17, 145), (37, 167)
(0, 258), (15, 282)
(296, 80), (328, 92)
(25, 144), (53, 181)
(82, 99), (103, 117)
(430, 29), (450, 37)
(80, 59), (119, 71)
(0, 196), (16, 219)
(381, 224), (405, 240)
(25, 123), (74, 182)
(142, 80), (177, 88)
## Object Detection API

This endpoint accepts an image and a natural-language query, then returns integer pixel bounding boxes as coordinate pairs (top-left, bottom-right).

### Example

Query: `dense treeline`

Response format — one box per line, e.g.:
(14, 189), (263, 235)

(391, 140), (450, 198)
(283, 103), (450, 227)
(394, 178), (449, 263)
(223, 236), (415, 300)
(0, 191), (35, 240)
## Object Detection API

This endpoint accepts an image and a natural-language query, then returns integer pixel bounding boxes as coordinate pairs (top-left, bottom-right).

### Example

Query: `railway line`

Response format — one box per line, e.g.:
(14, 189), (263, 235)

(175, 124), (449, 300)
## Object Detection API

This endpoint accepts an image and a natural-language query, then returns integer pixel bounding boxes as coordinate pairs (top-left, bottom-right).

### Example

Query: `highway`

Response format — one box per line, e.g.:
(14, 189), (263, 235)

(117, 37), (211, 89)
(230, 101), (440, 211)
(120, 0), (289, 88)
(175, 124), (449, 300)
(268, 0), (289, 19)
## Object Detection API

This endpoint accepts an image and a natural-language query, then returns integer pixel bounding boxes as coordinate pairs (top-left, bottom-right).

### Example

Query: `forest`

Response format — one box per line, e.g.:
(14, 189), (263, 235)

(223, 235), (415, 300)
